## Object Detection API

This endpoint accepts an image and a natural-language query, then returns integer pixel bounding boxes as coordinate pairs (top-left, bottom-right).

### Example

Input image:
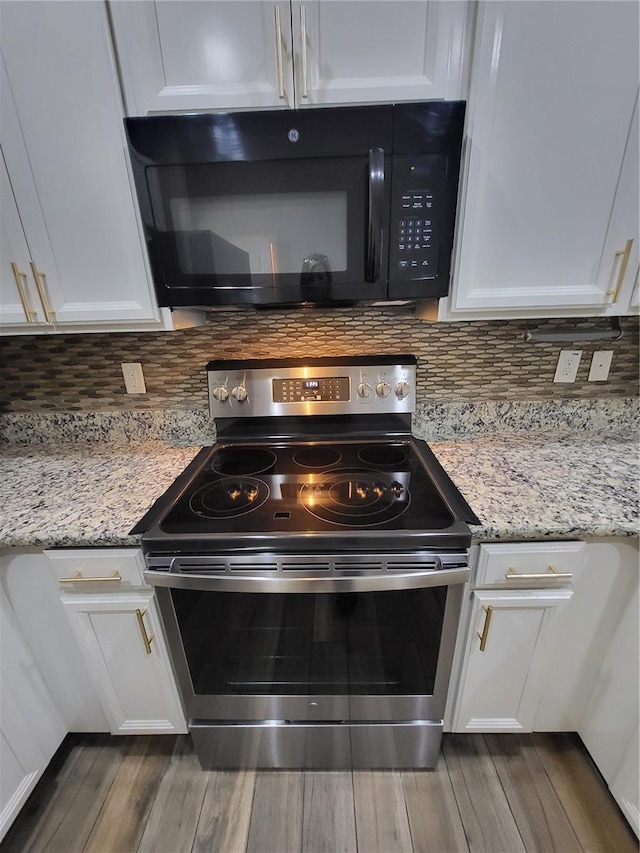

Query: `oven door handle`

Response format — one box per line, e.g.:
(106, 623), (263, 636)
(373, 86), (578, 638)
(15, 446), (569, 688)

(143, 565), (469, 593)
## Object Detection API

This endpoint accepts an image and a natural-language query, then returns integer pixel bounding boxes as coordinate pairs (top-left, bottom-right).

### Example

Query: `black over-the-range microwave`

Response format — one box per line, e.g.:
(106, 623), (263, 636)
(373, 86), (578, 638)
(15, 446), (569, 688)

(125, 101), (465, 310)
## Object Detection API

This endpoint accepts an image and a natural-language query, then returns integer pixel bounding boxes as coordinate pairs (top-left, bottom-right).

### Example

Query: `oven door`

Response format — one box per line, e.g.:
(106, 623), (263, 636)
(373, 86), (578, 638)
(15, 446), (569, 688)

(149, 563), (468, 723)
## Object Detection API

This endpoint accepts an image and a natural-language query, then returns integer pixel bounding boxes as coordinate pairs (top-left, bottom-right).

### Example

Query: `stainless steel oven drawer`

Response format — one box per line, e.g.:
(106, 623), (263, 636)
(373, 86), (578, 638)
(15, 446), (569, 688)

(190, 719), (442, 769)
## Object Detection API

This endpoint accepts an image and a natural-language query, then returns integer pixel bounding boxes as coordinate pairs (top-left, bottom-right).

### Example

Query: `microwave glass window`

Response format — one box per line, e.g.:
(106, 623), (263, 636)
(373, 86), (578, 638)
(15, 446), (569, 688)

(169, 192), (348, 276)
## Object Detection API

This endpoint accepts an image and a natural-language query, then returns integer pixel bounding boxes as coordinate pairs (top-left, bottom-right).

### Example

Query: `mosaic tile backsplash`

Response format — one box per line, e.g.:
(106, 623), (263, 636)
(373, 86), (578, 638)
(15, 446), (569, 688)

(0, 310), (637, 413)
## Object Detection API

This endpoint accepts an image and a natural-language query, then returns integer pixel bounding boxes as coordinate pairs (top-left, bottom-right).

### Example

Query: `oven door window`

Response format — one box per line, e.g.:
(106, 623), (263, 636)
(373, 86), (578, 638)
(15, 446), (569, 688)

(170, 588), (445, 697)
(144, 157), (384, 305)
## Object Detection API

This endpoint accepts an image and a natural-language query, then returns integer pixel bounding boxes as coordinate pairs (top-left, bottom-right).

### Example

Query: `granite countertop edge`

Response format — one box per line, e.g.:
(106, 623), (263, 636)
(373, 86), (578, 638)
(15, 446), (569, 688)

(1, 426), (637, 549)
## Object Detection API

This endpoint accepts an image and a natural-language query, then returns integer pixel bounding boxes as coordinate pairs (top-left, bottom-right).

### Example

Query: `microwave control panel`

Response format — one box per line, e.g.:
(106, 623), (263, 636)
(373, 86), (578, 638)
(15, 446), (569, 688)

(390, 155), (443, 283)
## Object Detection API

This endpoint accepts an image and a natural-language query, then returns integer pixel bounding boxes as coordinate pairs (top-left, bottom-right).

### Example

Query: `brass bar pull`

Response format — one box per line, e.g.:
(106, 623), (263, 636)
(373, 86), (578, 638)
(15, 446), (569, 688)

(300, 5), (308, 98)
(606, 238), (633, 303)
(136, 608), (154, 655)
(59, 570), (122, 584)
(506, 566), (573, 581)
(11, 262), (37, 322)
(477, 605), (493, 652)
(274, 5), (285, 99)
(30, 262), (55, 322)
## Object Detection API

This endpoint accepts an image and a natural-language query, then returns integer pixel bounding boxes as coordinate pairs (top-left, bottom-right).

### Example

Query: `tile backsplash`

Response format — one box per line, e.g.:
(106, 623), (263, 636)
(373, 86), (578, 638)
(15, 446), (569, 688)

(0, 310), (637, 412)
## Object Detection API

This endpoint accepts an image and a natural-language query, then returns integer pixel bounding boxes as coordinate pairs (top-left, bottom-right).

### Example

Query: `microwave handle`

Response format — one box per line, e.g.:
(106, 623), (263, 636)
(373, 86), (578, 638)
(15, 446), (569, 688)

(366, 148), (385, 282)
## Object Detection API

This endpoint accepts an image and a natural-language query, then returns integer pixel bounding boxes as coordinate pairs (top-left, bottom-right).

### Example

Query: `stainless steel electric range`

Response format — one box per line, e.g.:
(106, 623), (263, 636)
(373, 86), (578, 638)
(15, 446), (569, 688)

(133, 355), (478, 769)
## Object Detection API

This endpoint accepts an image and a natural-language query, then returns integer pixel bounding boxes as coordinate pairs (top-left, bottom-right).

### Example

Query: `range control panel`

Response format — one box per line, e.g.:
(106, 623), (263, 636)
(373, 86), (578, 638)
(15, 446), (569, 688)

(273, 377), (350, 403)
(207, 356), (416, 418)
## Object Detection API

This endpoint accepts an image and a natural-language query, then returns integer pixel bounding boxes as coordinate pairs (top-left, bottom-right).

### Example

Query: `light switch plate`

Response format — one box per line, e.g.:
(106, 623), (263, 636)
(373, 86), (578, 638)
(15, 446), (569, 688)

(588, 350), (613, 381)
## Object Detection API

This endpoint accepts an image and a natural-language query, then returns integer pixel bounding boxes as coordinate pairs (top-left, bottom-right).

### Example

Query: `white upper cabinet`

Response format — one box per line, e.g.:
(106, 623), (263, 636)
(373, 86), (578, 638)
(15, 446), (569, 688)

(444, 1), (639, 320)
(0, 1), (165, 332)
(109, 1), (471, 115)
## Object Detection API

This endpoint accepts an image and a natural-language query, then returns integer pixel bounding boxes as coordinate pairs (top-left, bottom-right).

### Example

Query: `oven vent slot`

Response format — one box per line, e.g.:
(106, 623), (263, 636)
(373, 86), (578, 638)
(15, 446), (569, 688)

(333, 561), (382, 572)
(281, 559), (331, 572)
(386, 558), (440, 572)
(231, 562), (279, 572)
(177, 560), (227, 573)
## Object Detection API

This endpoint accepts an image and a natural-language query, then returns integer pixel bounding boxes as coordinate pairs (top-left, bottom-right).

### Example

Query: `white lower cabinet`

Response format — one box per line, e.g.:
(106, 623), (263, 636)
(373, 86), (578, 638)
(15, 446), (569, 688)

(0, 586), (65, 842)
(579, 566), (639, 835)
(60, 592), (186, 735)
(452, 588), (572, 732)
(45, 549), (186, 736)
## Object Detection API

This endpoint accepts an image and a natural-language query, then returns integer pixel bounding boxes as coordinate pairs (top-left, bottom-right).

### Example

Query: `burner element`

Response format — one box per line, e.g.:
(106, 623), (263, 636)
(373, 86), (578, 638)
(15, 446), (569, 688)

(358, 445), (408, 467)
(293, 446), (342, 468)
(190, 478), (269, 518)
(300, 471), (410, 527)
(211, 448), (276, 477)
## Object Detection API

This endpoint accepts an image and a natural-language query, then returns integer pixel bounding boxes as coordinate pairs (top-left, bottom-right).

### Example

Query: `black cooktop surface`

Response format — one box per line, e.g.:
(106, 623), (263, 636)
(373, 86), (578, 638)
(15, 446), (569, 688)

(158, 440), (454, 535)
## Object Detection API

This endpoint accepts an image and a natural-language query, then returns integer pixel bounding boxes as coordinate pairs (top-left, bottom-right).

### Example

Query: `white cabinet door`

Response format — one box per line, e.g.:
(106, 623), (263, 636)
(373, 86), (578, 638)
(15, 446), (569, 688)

(0, 1), (162, 328)
(579, 573), (639, 789)
(291, 1), (469, 107)
(61, 591), (186, 736)
(452, 588), (572, 733)
(0, 587), (65, 842)
(110, 1), (295, 113)
(111, 1), (470, 115)
(446, 0), (639, 319)
(0, 154), (48, 328)
(610, 725), (640, 838)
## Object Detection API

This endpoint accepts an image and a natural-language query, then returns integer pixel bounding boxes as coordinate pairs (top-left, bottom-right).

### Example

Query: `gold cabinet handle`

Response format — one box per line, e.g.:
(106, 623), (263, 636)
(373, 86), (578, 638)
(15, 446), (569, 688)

(477, 605), (493, 652)
(274, 5), (285, 99)
(300, 4), (309, 98)
(59, 570), (122, 584)
(606, 238), (633, 303)
(136, 608), (154, 655)
(30, 261), (55, 322)
(506, 565), (573, 582)
(10, 262), (38, 322)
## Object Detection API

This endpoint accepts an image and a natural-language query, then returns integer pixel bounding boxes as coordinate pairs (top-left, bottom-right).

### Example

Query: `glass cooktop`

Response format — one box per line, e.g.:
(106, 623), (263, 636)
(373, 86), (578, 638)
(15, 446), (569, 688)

(158, 440), (454, 535)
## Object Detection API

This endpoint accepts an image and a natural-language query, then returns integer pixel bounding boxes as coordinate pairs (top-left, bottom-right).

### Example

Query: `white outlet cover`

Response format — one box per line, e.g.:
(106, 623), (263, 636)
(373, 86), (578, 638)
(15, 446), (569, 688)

(121, 362), (146, 394)
(588, 350), (614, 382)
(553, 350), (582, 383)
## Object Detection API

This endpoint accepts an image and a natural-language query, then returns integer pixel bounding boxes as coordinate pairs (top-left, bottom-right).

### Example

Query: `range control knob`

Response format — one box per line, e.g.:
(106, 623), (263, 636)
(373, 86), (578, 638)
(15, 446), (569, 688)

(357, 382), (372, 398)
(212, 386), (229, 403)
(376, 381), (391, 398)
(231, 385), (248, 403)
(395, 380), (411, 399)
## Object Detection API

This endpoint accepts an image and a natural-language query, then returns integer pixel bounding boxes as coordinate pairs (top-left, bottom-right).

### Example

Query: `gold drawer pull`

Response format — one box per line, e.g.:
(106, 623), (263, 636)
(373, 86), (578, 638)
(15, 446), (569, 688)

(30, 261), (55, 322)
(59, 570), (122, 584)
(477, 605), (493, 652)
(136, 608), (154, 655)
(506, 565), (572, 582)
(11, 262), (38, 322)
(606, 238), (633, 303)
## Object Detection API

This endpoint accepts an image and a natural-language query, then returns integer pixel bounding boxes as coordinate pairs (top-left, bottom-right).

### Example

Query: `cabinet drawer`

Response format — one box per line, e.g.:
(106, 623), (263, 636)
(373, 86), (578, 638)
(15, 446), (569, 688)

(44, 549), (145, 590)
(475, 542), (585, 589)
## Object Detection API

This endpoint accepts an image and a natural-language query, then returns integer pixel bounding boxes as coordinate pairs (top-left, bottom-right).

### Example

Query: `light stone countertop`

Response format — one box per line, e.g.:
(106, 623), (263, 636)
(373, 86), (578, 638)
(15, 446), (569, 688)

(0, 430), (637, 549)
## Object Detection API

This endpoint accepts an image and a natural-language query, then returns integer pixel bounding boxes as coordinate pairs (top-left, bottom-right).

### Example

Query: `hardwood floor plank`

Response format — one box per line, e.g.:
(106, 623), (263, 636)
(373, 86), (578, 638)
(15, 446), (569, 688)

(27, 737), (124, 853)
(402, 757), (468, 853)
(83, 735), (174, 853)
(246, 771), (303, 853)
(0, 736), (85, 853)
(192, 768), (256, 853)
(353, 770), (413, 853)
(138, 736), (208, 853)
(484, 733), (581, 853)
(442, 734), (526, 853)
(533, 733), (638, 853)
(302, 772), (357, 853)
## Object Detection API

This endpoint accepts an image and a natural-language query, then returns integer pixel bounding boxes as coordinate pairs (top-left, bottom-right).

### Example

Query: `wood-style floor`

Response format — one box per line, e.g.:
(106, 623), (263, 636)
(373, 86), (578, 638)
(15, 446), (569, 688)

(2, 733), (636, 853)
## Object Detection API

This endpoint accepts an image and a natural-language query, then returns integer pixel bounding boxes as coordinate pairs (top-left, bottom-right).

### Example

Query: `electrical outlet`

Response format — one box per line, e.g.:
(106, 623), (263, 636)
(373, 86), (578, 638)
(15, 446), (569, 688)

(588, 350), (613, 382)
(121, 362), (146, 394)
(553, 350), (582, 383)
